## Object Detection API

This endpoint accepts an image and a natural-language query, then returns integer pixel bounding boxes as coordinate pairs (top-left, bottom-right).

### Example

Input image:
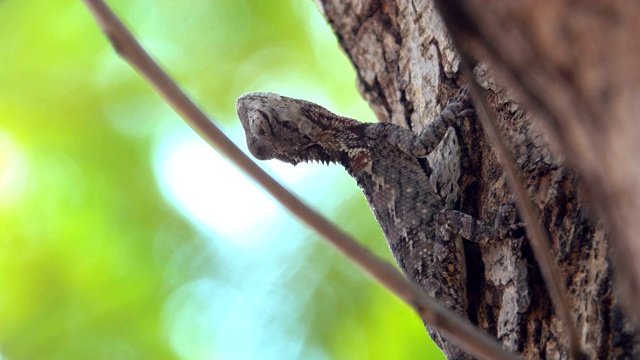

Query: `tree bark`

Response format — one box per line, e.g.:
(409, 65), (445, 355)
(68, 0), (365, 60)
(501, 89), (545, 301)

(315, 1), (640, 358)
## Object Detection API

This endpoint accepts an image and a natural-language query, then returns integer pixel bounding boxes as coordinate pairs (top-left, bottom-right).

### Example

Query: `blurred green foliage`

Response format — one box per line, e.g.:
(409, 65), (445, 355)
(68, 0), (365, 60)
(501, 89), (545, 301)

(0, 0), (443, 359)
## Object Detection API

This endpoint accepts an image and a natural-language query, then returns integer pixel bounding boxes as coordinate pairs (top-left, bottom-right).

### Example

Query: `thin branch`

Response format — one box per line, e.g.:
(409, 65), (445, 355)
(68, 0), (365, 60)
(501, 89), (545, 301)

(81, 0), (520, 359)
(433, 2), (585, 359)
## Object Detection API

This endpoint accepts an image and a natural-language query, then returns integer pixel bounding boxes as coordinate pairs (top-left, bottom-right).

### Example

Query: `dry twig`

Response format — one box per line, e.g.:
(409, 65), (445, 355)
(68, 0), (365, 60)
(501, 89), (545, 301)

(82, 0), (520, 359)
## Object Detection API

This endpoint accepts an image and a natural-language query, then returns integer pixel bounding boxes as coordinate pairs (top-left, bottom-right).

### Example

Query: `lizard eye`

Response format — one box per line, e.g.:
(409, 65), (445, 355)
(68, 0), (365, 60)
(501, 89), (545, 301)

(298, 119), (312, 135)
(249, 110), (272, 136)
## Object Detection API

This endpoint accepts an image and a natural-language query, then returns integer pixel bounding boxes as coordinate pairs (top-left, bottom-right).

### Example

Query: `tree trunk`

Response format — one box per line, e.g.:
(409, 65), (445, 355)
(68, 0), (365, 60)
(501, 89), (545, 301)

(315, 1), (640, 358)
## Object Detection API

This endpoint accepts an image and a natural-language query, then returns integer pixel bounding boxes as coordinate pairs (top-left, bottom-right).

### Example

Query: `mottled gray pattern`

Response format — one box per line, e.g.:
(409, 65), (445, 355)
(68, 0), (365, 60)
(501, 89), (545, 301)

(237, 90), (497, 359)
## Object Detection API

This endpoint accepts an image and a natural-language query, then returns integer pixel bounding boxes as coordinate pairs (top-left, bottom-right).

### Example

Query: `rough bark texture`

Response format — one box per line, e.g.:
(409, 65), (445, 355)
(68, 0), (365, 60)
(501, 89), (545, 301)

(315, 1), (640, 359)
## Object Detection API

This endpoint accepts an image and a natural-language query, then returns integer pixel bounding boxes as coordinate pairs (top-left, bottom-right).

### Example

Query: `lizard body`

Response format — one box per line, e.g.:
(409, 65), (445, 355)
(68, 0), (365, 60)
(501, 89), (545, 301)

(237, 90), (496, 359)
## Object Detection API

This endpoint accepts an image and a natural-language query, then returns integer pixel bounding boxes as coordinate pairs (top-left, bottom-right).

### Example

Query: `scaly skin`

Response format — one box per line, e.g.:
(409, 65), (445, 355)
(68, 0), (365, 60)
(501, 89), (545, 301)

(237, 90), (482, 359)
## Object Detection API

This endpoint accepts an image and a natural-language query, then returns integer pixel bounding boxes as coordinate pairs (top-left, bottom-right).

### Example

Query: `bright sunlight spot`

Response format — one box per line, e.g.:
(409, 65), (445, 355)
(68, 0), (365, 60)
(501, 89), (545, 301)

(0, 130), (27, 208)
(152, 124), (345, 246)
(153, 126), (278, 245)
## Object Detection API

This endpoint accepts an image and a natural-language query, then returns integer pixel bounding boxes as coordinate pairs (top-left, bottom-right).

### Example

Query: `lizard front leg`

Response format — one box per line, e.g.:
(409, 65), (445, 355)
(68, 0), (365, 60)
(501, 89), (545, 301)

(386, 87), (472, 158)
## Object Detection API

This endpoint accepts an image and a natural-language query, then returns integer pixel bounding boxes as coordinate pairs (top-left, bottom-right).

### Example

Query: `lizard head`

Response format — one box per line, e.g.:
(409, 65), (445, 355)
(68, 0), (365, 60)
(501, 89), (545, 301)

(236, 92), (351, 165)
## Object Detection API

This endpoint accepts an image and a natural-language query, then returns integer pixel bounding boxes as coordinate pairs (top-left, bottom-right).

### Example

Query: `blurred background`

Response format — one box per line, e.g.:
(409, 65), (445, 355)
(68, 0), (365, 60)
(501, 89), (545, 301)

(0, 1), (443, 359)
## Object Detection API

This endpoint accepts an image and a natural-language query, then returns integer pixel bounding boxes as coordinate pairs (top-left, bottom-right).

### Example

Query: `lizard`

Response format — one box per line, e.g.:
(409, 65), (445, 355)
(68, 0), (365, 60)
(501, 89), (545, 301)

(236, 88), (517, 359)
